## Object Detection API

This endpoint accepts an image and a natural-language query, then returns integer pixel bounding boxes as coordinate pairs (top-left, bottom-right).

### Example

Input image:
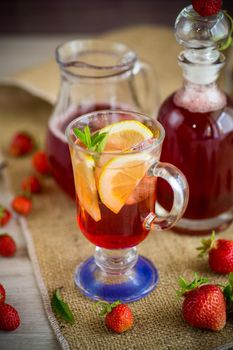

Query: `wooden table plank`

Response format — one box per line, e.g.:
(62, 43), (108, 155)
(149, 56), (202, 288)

(0, 164), (60, 349)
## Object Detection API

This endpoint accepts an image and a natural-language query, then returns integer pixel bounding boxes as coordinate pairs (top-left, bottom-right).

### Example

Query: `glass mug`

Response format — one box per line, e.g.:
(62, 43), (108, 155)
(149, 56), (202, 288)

(47, 39), (159, 198)
(66, 110), (189, 302)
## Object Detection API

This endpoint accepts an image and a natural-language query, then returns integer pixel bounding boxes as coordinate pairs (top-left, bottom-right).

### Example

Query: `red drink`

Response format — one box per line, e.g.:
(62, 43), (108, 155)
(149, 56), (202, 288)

(157, 92), (233, 228)
(67, 114), (162, 250)
(46, 103), (121, 198)
(78, 177), (156, 249)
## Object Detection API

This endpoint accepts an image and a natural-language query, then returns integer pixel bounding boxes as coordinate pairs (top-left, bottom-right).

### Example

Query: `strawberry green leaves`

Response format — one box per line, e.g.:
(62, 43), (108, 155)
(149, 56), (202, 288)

(51, 288), (75, 324)
(96, 300), (121, 316)
(0, 207), (4, 218)
(73, 126), (108, 153)
(176, 273), (209, 296)
(196, 231), (215, 258)
(223, 272), (233, 311)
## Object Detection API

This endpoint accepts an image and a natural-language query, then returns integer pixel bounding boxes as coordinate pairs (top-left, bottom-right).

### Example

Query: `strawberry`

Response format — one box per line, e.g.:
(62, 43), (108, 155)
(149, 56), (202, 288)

(0, 284), (6, 303)
(197, 232), (233, 274)
(0, 303), (20, 331)
(21, 175), (42, 194)
(177, 274), (226, 331)
(8, 132), (35, 157)
(192, 0), (222, 17)
(32, 151), (50, 175)
(0, 234), (16, 257)
(97, 300), (133, 333)
(0, 206), (12, 227)
(11, 195), (32, 216)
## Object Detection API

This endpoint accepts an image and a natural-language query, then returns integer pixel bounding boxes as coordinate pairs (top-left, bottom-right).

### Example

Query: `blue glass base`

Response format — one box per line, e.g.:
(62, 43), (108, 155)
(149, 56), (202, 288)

(74, 255), (159, 303)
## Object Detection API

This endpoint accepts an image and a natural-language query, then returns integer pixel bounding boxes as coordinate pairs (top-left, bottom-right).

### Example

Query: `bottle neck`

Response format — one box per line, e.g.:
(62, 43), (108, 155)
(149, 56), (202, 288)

(173, 5), (230, 113)
(178, 50), (225, 85)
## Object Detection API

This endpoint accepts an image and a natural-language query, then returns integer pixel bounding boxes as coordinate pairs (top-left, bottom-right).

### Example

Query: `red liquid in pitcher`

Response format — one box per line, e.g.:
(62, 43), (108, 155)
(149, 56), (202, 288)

(157, 92), (233, 220)
(46, 104), (120, 198)
(78, 177), (156, 249)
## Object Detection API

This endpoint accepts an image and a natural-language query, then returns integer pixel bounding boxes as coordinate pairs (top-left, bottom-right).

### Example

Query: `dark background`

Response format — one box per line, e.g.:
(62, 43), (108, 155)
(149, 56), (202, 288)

(0, 0), (232, 34)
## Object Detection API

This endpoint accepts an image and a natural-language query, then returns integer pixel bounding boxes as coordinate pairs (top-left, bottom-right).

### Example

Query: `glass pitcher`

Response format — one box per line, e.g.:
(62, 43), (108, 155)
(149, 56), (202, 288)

(46, 39), (159, 198)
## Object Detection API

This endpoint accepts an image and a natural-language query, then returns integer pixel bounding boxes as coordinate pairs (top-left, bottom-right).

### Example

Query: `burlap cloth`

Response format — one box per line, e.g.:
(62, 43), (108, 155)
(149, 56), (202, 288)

(1, 25), (233, 350)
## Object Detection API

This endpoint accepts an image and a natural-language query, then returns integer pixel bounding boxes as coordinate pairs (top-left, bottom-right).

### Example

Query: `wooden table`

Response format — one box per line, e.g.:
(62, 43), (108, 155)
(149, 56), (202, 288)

(0, 36), (73, 350)
(0, 166), (59, 350)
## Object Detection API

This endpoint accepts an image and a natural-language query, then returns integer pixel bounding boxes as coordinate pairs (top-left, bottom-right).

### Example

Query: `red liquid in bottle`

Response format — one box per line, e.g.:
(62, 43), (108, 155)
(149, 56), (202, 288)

(157, 92), (233, 230)
(46, 103), (120, 198)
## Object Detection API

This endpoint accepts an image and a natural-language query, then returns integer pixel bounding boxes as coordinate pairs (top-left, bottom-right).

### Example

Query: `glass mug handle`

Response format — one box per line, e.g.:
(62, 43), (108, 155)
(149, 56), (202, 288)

(144, 162), (189, 231)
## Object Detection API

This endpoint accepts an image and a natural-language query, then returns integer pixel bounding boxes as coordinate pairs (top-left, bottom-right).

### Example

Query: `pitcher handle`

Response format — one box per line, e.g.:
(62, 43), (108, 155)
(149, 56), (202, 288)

(130, 60), (160, 116)
(144, 162), (189, 231)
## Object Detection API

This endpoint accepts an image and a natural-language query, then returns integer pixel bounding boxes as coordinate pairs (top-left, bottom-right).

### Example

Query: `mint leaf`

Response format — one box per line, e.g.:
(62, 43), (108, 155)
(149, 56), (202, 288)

(84, 126), (91, 148)
(96, 134), (108, 153)
(91, 132), (107, 147)
(73, 128), (86, 145)
(51, 288), (75, 324)
(90, 131), (101, 146)
(73, 126), (108, 153)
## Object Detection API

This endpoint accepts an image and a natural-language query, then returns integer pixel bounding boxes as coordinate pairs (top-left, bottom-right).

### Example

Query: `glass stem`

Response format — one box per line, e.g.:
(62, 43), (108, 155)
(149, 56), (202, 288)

(95, 247), (138, 275)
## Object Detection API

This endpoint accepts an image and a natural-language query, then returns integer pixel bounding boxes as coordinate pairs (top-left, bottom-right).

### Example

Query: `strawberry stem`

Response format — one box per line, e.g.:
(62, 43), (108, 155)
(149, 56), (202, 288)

(0, 206), (4, 218)
(223, 272), (233, 312)
(21, 190), (32, 200)
(96, 300), (121, 316)
(196, 231), (215, 257)
(176, 273), (209, 297)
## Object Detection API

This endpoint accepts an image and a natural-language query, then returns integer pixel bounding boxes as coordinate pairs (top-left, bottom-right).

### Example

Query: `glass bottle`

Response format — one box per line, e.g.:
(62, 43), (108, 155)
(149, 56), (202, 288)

(46, 39), (158, 198)
(157, 5), (233, 234)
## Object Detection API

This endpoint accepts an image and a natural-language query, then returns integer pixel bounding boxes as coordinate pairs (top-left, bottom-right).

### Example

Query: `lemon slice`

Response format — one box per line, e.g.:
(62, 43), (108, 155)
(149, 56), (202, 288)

(70, 150), (101, 222)
(98, 153), (152, 214)
(100, 120), (153, 151)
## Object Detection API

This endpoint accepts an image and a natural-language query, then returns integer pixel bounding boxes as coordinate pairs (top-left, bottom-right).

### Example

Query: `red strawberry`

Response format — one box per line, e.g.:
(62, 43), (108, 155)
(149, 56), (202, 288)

(0, 284), (6, 304)
(97, 301), (133, 333)
(8, 132), (35, 157)
(11, 195), (32, 216)
(21, 175), (42, 194)
(0, 303), (20, 331)
(0, 234), (16, 257)
(197, 232), (233, 274)
(0, 206), (12, 227)
(192, 0), (222, 17)
(177, 274), (226, 331)
(32, 151), (50, 175)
